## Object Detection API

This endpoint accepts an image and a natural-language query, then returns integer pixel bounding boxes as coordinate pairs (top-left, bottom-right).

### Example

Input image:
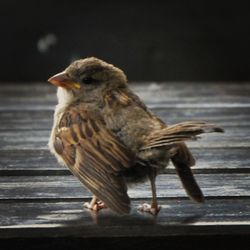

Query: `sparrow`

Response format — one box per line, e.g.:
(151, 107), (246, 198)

(48, 57), (223, 215)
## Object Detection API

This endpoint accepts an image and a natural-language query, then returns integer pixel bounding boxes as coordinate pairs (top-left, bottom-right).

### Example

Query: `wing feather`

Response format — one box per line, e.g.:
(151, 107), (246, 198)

(54, 105), (134, 214)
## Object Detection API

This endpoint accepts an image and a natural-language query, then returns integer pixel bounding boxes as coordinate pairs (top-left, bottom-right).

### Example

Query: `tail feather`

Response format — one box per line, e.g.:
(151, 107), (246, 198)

(173, 160), (205, 203)
(171, 143), (204, 203)
(141, 121), (224, 150)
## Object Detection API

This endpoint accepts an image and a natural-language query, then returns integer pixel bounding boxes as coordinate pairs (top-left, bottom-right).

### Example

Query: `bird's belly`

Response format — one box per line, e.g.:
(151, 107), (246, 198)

(123, 165), (150, 184)
(122, 158), (169, 184)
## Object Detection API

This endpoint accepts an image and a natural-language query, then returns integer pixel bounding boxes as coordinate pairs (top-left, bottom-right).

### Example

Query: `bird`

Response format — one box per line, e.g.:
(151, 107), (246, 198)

(48, 57), (224, 215)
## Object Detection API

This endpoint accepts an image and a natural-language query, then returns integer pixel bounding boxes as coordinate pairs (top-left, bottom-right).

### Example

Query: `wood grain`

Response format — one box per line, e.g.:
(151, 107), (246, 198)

(0, 174), (249, 200)
(0, 199), (249, 238)
(0, 82), (250, 110)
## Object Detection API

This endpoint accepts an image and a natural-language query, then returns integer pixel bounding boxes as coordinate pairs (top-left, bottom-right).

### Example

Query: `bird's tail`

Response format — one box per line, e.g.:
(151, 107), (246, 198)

(141, 121), (223, 203)
(141, 121), (224, 150)
(171, 143), (204, 203)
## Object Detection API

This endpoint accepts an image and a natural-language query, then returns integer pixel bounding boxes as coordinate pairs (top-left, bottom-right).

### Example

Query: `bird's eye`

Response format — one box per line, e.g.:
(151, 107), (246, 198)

(81, 77), (94, 84)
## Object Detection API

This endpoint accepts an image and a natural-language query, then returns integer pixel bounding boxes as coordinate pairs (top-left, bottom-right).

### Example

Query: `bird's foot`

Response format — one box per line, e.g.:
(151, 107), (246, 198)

(83, 200), (107, 212)
(138, 203), (161, 215)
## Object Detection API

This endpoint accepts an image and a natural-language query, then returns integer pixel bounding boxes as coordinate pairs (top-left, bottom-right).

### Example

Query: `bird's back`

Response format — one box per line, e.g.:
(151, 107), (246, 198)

(101, 87), (166, 153)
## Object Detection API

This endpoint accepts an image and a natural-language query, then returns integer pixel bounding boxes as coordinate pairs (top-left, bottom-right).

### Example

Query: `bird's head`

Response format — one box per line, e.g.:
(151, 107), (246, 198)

(48, 57), (127, 101)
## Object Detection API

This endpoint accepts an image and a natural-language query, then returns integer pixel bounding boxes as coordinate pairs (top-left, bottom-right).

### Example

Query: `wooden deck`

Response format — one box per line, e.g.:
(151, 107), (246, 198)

(0, 82), (249, 249)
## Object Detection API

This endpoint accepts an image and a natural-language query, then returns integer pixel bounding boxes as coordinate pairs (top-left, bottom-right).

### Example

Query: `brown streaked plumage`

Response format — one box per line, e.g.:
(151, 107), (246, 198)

(48, 57), (224, 215)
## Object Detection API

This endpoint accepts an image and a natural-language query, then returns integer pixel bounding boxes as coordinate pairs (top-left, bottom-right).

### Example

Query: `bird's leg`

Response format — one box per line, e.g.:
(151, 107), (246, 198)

(83, 195), (107, 212)
(138, 169), (161, 215)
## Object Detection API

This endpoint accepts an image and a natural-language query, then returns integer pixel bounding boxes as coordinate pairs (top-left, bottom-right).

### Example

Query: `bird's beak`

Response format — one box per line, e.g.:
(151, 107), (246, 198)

(48, 71), (81, 89)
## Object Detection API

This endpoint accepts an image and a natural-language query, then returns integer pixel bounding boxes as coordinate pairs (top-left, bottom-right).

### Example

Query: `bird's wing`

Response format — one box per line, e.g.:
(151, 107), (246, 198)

(54, 105), (135, 214)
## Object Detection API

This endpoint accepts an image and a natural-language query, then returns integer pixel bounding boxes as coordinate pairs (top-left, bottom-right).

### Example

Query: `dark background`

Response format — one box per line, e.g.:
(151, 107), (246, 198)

(1, 0), (250, 82)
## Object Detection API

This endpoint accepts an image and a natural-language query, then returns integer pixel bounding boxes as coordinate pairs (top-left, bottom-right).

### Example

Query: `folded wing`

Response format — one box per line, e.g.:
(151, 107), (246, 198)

(54, 106), (135, 214)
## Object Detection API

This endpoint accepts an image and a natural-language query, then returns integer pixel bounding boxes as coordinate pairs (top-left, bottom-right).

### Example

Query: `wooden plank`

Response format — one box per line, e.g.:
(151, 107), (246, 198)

(0, 150), (61, 171)
(0, 198), (249, 237)
(0, 107), (249, 130)
(0, 82), (249, 111)
(153, 107), (250, 127)
(0, 110), (53, 130)
(1, 102), (250, 111)
(1, 82), (250, 98)
(186, 147), (250, 171)
(0, 148), (249, 173)
(0, 83), (54, 92)
(0, 126), (249, 150)
(0, 174), (249, 200)
(0, 130), (49, 150)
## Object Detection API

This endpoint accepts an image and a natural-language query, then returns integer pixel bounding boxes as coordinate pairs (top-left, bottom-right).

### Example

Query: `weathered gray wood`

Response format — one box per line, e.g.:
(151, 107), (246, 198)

(0, 150), (61, 172)
(1, 82), (250, 99)
(0, 198), (249, 237)
(0, 148), (249, 173)
(0, 110), (53, 130)
(0, 82), (249, 239)
(0, 174), (249, 200)
(153, 107), (250, 127)
(0, 107), (249, 130)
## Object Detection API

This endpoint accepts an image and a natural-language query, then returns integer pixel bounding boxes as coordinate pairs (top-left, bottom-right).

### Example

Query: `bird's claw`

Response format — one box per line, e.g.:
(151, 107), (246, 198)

(138, 203), (161, 215)
(83, 200), (107, 212)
